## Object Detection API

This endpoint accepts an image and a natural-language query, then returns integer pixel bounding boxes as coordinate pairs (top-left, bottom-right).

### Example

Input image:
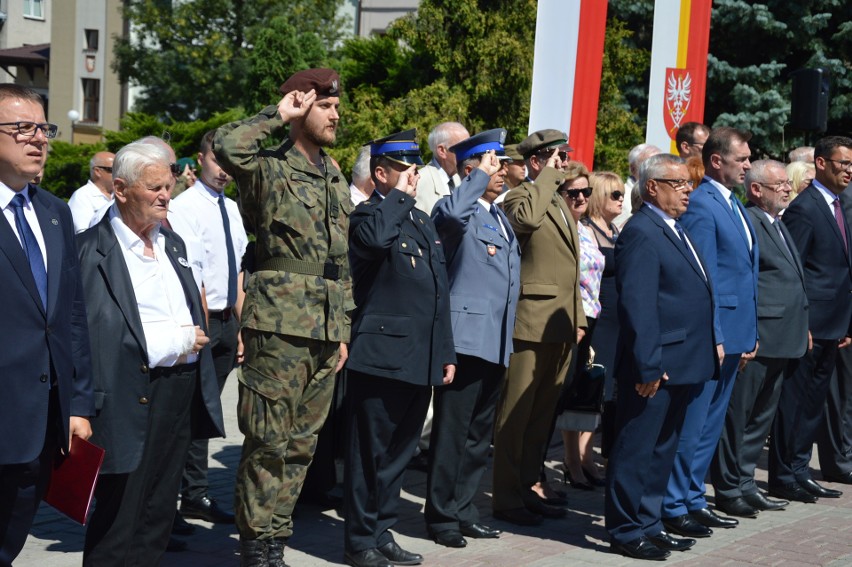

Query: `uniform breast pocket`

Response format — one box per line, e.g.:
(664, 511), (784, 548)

(474, 226), (503, 265)
(271, 176), (322, 237)
(393, 235), (429, 279)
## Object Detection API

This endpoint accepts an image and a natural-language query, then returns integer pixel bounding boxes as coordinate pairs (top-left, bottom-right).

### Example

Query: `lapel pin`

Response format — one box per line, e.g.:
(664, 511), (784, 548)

(51, 218), (58, 225)
(178, 257), (190, 268)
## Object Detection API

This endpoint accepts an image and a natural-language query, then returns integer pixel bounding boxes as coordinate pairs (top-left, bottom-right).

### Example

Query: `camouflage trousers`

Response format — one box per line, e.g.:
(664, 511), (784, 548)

(234, 329), (339, 540)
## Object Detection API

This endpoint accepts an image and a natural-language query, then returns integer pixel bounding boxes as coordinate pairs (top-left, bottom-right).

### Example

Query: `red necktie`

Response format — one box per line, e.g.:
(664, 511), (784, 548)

(833, 199), (848, 255)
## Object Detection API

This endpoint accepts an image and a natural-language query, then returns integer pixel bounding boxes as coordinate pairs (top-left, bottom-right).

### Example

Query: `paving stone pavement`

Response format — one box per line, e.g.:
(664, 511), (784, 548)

(17, 371), (852, 566)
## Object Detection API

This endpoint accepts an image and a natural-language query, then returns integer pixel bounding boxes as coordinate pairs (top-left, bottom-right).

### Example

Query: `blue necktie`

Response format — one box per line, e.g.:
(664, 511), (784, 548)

(490, 204), (512, 242)
(218, 194), (237, 307)
(11, 192), (47, 310)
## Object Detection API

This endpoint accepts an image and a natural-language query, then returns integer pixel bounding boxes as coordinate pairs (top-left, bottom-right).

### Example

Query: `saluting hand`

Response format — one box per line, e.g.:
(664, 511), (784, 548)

(395, 164), (420, 197)
(477, 150), (501, 176)
(278, 89), (317, 124)
(545, 147), (562, 170)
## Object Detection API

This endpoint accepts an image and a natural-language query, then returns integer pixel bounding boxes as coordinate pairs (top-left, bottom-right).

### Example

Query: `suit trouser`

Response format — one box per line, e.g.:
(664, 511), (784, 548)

(492, 340), (573, 511)
(234, 331), (338, 540)
(818, 345), (852, 477)
(425, 354), (504, 533)
(664, 353), (740, 517)
(0, 388), (58, 567)
(711, 357), (788, 499)
(83, 365), (196, 567)
(606, 381), (696, 544)
(182, 315), (238, 501)
(769, 339), (838, 485)
(344, 372), (431, 553)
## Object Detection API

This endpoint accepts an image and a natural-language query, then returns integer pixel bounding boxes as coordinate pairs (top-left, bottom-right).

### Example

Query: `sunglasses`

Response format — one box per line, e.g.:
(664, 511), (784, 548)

(537, 150), (570, 162)
(558, 187), (592, 199)
(610, 190), (624, 200)
(94, 165), (113, 173)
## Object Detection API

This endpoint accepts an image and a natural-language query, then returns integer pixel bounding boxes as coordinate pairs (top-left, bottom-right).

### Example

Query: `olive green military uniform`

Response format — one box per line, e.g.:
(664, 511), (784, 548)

(214, 105), (353, 541)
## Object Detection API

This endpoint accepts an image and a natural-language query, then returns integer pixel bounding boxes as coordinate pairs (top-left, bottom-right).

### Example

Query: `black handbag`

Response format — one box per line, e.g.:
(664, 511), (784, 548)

(564, 362), (606, 413)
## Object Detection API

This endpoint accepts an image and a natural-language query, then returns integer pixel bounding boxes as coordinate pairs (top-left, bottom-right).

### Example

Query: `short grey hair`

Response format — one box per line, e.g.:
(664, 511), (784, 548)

(89, 156), (98, 178)
(628, 143), (662, 167)
(745, 159), (785, 199)
(638, 154), (685, 200)
(113, 140), (172, 188)
(788, 146), (814, 163)
(351, 146), (372, 185)
(427, 122), (467, 154)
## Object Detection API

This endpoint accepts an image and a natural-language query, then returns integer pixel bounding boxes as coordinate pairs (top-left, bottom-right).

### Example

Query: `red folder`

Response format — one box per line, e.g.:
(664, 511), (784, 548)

(43, 436), (105, 525)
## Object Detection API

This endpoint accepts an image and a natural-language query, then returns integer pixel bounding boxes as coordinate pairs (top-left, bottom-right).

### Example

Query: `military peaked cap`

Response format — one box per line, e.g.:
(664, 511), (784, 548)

(517, 129), (571, 158)
(367, 129), (424, 166)
(450, 128), (509, 163)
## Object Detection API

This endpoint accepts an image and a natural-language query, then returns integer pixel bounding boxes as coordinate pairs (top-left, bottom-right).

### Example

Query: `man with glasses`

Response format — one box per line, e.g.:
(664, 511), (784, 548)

(768, 135), (852, 502)
(676, 122), (710, 160)
(663, 126), (760, 537)
(68, 151), (116, 233)
(0, 84), (94, 567)
(710, 160), (807, 516)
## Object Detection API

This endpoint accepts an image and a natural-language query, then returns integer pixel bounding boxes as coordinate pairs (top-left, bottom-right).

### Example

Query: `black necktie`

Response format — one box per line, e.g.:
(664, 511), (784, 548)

(773, 219), (794, 260)
(10, 192), (47, 309)
(218, 194), (238, 307)
(675, 221), (704, 278)
(490, 204), (511, 242)
(833, 199), (848, 255)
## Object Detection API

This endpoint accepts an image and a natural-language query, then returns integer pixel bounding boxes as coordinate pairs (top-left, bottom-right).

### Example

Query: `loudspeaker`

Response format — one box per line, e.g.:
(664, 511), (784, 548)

(790, 68), (830, 133)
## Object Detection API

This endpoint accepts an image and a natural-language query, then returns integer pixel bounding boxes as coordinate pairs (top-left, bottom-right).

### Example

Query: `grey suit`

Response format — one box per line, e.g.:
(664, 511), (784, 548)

(711, 204), (808, 499)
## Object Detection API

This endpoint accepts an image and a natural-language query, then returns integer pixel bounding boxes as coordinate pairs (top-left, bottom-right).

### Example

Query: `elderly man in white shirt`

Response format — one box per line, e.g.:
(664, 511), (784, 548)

(170, 129), (248, 525)
(68, 151), (115, 233)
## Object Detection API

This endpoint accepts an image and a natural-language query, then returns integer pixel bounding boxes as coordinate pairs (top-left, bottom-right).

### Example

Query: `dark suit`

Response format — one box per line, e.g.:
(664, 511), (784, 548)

(0, 185), (94, 566)
(77, 214), (224, 566)
(345, 189), (455, 553)
(711, 205), (808, 499)
(426, 168), (520, 533)
(770, 183), (852, 487)
(605, 205), (716, 544)
(665, 178), (758, 518)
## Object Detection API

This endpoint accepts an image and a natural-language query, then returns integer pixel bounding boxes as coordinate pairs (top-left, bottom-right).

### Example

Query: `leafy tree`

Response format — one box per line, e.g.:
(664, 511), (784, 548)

(114, 0), (345, 121)
(42, 141), (108, 200)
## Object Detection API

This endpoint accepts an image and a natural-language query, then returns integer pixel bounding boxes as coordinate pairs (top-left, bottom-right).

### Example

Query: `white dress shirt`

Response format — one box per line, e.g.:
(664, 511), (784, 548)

(167, 207), (206, 293)
(170, 180), (248, 311)
(109, 204), (198, 368)
(68, 180), (113, 233)
(0, 182), (47, 269)
(645, 201), (706, 279)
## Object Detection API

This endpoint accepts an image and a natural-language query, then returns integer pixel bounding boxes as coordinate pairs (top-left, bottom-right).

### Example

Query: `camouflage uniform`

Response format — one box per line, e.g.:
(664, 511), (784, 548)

(214, 105), (353, 541)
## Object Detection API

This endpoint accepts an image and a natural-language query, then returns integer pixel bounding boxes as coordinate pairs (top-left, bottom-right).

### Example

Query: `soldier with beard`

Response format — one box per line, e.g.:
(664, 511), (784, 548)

(214, 68), (354, 567)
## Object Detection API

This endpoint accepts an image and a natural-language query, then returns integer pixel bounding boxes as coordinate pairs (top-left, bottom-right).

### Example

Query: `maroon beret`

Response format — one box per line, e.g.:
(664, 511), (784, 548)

(278, 68), (341, 97)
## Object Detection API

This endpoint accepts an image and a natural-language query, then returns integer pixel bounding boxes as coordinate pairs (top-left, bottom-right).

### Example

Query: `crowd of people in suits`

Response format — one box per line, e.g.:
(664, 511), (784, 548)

(2, 69), (852, 567)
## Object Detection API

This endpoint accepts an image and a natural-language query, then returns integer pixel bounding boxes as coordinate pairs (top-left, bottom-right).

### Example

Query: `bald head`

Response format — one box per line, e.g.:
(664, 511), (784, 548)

(89, 151), (115, 196)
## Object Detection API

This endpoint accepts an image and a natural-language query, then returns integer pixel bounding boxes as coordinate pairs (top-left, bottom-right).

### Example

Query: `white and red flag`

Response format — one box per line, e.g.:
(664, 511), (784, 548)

(645, 0), (713, 153)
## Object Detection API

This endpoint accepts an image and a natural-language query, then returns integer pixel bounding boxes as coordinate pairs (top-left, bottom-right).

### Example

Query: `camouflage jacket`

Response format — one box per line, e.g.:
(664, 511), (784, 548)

(214, 105), (353, 342)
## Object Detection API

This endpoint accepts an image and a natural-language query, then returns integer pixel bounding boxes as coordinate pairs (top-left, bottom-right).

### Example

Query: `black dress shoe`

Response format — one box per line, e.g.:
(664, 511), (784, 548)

(344, 548), (392, 567)
(743, 491), (788, 511)
(799, 477), (843, 498)
(648, 530), (696, 551)
(460, 522), (501, 538)
(715, 497), (759, 518)
(662, 514), (713, 538)
(564, 470), (594, 491)
(690, 507), (738, 528)
(768, 483), (818, 503)
(493, 507), (543, 526)
(181, 495), (235, 523)
(524, 497), (567, 518)
(610, 536), (670, 561)
(166, 536), (187, 552)
(377, 541), (423, 565)
(582, 465), (607, 487)
(430, 529), (467, 548)
(172, 511), (195, 535)
(823, 471), (852, 485)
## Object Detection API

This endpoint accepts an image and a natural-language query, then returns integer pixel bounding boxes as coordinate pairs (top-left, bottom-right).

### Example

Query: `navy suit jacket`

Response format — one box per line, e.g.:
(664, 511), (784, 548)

(615, 206), (718, 386)
(76, 214), (225, 474)
(745, 205), (809, 359)
(782, 183), (852, 340)
(347, 189), (456, 386)
(679, 178), (759, 354)
(431, 168), (521, 366)
(0, 185), (94, 465)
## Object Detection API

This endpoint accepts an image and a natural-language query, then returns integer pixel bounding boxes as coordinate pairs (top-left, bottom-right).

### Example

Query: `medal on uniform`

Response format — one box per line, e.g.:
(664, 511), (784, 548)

(411, 257), (417, 268)
(487, 244), (497, 256)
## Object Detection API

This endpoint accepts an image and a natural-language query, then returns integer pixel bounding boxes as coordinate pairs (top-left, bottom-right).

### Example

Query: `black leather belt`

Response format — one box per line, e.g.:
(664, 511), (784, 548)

(150, 362), (198, 378)
(209, 307), (233, 321)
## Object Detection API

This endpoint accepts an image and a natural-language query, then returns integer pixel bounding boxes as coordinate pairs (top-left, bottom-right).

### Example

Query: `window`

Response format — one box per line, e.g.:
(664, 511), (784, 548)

(85, 29), (99, 51)
(82, 79), (100, 123)
(24, 0), (44, 19)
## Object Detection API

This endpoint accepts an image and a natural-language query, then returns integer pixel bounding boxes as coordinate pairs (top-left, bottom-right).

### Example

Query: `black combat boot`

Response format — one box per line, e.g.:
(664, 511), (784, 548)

(267, 538), (290, 567)
(240, 538), (268, 567)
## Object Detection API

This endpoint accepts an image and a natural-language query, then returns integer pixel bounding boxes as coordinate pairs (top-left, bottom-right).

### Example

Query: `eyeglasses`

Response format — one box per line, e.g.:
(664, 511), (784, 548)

(169, 162), (181, 176)
(653, 178), (694, 191)
(825, 158), (852, 171)
(689, 142), (705, 150)
(0, 121), (58, 139)
(756, 180), (792, 192)
(558, 187), (592, 199)
(94, 165), (113, 173)
(610, 190), (624, 200)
